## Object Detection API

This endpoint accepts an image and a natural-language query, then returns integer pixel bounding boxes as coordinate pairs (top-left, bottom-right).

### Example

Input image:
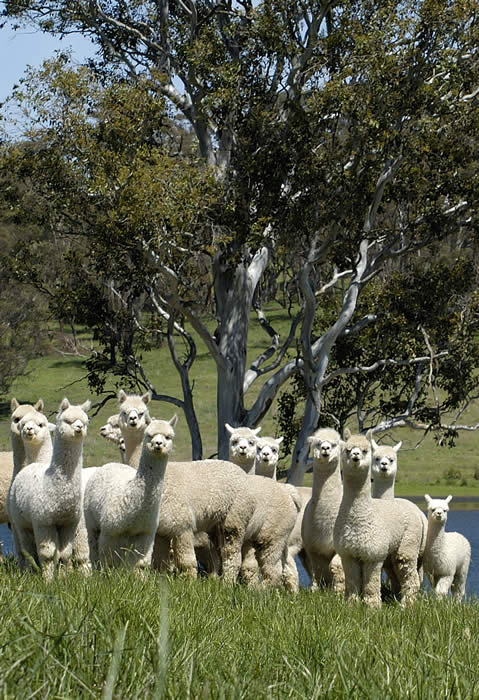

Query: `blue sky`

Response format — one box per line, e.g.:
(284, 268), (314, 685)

(0, 20), (96, 102)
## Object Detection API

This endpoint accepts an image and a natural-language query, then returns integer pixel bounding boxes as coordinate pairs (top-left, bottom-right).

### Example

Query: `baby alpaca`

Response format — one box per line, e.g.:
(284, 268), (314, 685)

(334, 429), (424, 607)
(255, 436), (284, 479)
(226, 424), (262, 474)
(423, 495), (471, 600)
(118, 390), (152, 468)
(9, 398), (91, 578)
(302, 428), (345, 592)
(84, 417), (177, 569)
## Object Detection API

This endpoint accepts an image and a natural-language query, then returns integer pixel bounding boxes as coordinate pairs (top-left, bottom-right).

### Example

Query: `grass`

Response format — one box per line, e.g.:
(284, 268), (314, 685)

(0, 563), (478, 698)
(1, 304), (479, 499)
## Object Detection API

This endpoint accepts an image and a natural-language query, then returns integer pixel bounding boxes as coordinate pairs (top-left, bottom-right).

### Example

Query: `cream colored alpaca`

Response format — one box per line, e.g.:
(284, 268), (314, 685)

(84, 417), (177, 569)
(99, 413), (126, 461)
(302, 428), (345, 592)
(9, 398), (91, 578)
(334, 429), (423, 607)
(118, 390), (152, 468)
(423, 495), (471, 600)
(226, 424), (261, 474)
(255, 436), (283, 479)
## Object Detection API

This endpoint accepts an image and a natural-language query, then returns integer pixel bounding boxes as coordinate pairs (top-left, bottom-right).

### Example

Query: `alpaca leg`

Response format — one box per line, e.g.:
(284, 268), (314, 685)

(173, 532), (198, 577)
(240, 542), (260, 586)
(71, 523), (91, 574)
(362, 561), (383, 608)
(221, 527), (244, 584)
(13, 526), (36, 569)
(393, 555), (420, 605)
(435, 575), (454, 598)
(330, 554), (345, 594)
(255, 542), (284, 588)
(57, 524), (77, 571)
(452, 556), (470, 600)
(131, 534), (154, 572)
(341, 555), (361, 601)
(283, 548), (299, 593)
(34, 524), (59, 580)
(311, 553), (334, 589)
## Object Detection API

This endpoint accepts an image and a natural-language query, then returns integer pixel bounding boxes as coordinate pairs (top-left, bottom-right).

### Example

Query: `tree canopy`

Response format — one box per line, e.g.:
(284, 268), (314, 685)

(1, 0), (478, 481)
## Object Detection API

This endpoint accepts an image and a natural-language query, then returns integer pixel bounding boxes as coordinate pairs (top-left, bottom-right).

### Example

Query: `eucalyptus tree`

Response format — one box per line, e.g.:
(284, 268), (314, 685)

(2, 1), (478, 480)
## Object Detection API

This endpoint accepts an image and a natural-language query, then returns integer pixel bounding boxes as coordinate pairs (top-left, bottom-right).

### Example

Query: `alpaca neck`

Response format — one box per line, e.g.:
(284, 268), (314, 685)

(426, 517), (446, 553)
(10, 433), (26, 477)
(341, 467), (372, 511)
(372, 478), (395, 499)
(47, 436), (83, 480)
(311, 460), (342, 503)
(122, 430), (144, 469)
(132, 453), (169, 508)
(25, 436), (53, 466)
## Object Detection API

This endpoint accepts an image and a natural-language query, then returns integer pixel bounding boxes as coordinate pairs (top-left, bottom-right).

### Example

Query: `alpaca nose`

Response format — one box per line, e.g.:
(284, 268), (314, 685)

(73, 421), (83, 433)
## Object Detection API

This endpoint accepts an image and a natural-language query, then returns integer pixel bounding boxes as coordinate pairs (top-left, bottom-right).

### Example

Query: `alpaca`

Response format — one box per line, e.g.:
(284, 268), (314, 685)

(99, 413), (126, 461)
(226, 424), (262, 474)
(333, 429), (424, 607)
(0, 398), (45, 525)
(84, 417), (177, 569)
(371, 439), (402, 499)
(302, 428), (345, 592)
(255, 436), (284, 479)
(423, 494), (471, 600)
(118, 390), (152, 468)
(371, 438), (427, 593)
(8, 398), (91, 578)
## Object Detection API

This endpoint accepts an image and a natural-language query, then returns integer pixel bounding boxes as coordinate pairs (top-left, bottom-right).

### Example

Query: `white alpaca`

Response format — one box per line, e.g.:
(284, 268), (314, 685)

(99, 413), (126, 461)
(84, 417), (177, 569)
(9, 398), (91, 578)
(255, 436), (284, 479)
(118, 390), (152, 468)
(226, 424), (261, 474)
(0, 398), (45, 526)
(371, 438), (427, 593)
(333, 429), (424, 607)
(423, 494), (471, 600)
(302, 428), (345, 592)
(371, 440), (402, 499)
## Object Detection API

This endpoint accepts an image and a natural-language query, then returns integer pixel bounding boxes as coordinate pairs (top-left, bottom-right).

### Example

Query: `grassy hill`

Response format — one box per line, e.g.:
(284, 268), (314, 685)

(1, 306), (478, 502)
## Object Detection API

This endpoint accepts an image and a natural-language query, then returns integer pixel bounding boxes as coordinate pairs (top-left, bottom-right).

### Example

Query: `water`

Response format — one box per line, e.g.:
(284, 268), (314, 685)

(1, 511), (477, 596)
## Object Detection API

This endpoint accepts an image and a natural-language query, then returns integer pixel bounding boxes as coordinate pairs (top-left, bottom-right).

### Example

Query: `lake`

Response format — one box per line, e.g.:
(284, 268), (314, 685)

(1, 509), (477, 596)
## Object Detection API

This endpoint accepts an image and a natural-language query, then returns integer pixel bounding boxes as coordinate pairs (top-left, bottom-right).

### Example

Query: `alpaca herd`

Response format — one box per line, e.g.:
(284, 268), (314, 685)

(0, 392), (472, 604)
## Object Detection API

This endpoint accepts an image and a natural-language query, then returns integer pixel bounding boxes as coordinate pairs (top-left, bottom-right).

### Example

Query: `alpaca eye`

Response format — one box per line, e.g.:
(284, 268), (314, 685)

(249, 440), (255, 446)
(13, 417), (20, 423)
(232, 438), (238, 445)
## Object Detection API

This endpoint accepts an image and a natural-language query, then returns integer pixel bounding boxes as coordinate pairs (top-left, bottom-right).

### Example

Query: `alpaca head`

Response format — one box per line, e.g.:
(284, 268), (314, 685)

(424, 494), (452, 524)
(19, 409), (51, 448)
(10, 398), (44, 438)
(341, 429), (372, 477)
(225, 424), (261, 468)
(371, 439), (401, 482)
(99, 413), (121, 439)
(118, 390), (152, 432)
(256, 436), (284, 470)
(307, 428), (341, 470)
(56, 398), (91, 440)
(144, 416), (177, 458)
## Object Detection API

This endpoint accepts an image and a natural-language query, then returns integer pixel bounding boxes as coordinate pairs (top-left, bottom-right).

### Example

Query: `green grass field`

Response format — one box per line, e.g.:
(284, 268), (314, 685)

(1, 306), (478, 501)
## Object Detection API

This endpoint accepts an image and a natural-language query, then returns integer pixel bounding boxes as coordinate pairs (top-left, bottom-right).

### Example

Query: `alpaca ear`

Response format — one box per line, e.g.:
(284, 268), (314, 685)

(424, 494), (432, 505)
(34, 399), (44, 412)
(10, 398), (19, 412)
(141, 391), (152, 404)
(118, 390), (127, 404)
(276, 436), (284, 444)
(253, 426), (262, 435)
(446, 495), (452, 504)
(371, 438), (379, 451)
(343, 428), (352, 440)
(393, 441), (402, 452)
(169, 414), (178, 429)
(59, 398), (70, 412)
(81, 400), (92, 414)
(225, 423), (234, 435)
(366, 429), (373, 442)
(307, 435), (316, 445)
(145, 412), (152, 425)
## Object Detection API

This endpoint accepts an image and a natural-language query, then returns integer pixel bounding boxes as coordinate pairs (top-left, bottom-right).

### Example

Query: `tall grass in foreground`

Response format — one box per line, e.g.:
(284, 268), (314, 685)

(0, 563), (478, 699)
